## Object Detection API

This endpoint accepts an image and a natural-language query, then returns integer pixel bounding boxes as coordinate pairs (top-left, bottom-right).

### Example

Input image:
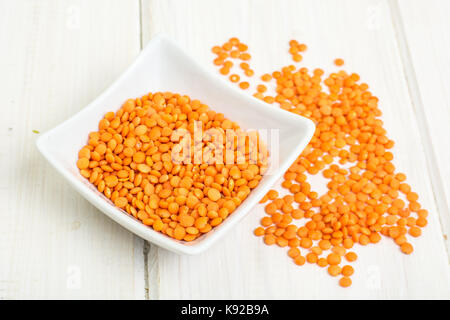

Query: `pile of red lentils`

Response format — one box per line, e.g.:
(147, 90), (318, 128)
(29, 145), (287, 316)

(212, 37), (428, 288)
(77, 92), (268, 242)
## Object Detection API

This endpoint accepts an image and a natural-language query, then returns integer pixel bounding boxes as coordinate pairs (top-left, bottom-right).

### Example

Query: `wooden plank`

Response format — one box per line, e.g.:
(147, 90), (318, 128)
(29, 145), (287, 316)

(142, 0), (450, 299)
(0, 0), (145, 299)
(395, 0), (450, 255)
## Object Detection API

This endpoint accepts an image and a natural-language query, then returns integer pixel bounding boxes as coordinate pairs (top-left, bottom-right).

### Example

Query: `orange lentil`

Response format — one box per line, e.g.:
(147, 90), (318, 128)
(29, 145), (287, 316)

(266, 189), (279, 200)
(240, 62), (250, 70)
(345, 252), (358, 262)
(220, 66), (230, 75)
(224, 60), (233, 68)
(239, 53), (251, 61)
(400, 242), (414, 254)
(298, 44), (307, 51)
(245, 69), (255, 77)
(294, 255), (306, 266)
(288, 247), (301, 258)
(332, 246), (346, 256)
(417, 209), (428, 218)
(207, 188), (222, 202)
(341, 265), (354, 277)
(261, 74), (272, 82)
(237, 43), (248, 51)
(213, 58), (224, 66)
(317, 258), (328, 268)
(327, 253), (341, 265)
(319, 239), (332, 250)
(300, 237), (313, 249)
(114, 197), (128, 208)
(416, 217), (428, 227)
(339, 277), (352, 288)
(276, 237), (288, 247)
(257, 84), (267, 93)
(334, 58), (344, 66)
(239, 81), (250, 90)
(264, 234), (276, 245)
(328, 265), (342, 277)
(76, 158), (89, 170)
(211, 46), (222, 54)
(306, 252), (318, 264)
(229, 74), (240, 83)
(254, 227), (265, 236)
(293, 54), (302, 62)
(409, 226), (421, 237)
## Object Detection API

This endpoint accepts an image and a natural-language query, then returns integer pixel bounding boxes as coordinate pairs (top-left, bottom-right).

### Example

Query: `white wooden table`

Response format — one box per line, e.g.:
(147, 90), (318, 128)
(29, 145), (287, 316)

(1, 0), (449, 299)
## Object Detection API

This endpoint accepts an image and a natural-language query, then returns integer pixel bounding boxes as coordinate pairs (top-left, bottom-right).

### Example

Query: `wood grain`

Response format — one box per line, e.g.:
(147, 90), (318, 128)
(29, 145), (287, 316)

(395, 0), (450, 256)
(0, 0), (144, 299)
(142, 0), (450, 299)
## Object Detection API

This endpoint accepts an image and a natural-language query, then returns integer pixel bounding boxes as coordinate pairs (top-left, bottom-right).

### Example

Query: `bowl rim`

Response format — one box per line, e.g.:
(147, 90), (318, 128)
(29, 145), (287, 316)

(36, 34), (315, 255)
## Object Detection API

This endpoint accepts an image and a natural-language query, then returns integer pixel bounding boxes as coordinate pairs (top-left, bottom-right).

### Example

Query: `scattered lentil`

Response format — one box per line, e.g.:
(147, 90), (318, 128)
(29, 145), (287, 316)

(212, 37), (428, 288)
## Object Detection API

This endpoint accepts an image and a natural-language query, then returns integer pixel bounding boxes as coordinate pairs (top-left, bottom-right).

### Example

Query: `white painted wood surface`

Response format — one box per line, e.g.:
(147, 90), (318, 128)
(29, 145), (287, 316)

(395, 0), (450, 253)
(0, 0), (144, 299)
(1, 0), (449, 299)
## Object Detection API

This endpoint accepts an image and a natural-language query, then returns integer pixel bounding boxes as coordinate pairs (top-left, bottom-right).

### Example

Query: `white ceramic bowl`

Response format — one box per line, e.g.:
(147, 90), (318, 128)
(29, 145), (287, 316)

(36, 34), (315, 255)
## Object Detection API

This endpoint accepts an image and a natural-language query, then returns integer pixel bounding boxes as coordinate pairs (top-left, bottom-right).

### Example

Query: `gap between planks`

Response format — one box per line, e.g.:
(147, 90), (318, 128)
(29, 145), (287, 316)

(388, 0), (450, 262)
(139, 0), (160, 300)
(138, 0), (149, 300)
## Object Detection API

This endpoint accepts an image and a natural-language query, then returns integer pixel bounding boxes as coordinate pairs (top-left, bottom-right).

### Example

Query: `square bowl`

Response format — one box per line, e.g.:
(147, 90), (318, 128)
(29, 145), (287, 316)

(36, 34), (315, 255)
